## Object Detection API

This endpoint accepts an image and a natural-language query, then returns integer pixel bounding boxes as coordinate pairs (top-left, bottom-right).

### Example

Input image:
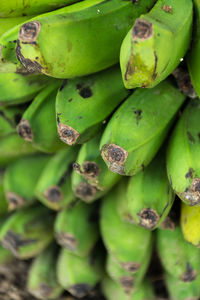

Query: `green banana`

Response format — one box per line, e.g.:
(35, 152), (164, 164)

(16, 0), (156, 78)
(120, 0), (193, 89)
(165, 272), (200, 300)
(72, 133), (121, 203)
(0, 172), (8, 216)
(57, 246), (104, 298)
(55, 201), (99, 257)
(35, 147), (78, 210)
(157, 225), (200, 282)
(56, 66), (129, 145)
(0, 72), (54, 106)
(126, 150), (175, 230)
(4, 154), (50, 210)
(100, 80), (186, 176)
(0, 204), (54, 259)
(0, 16), (33, 37)
(17, 81), (66, 153)
(0, 0), (80, 17)
(0, 133), (37, 167)
(100, 180), (152, 274)
(27, 243), (63, 300)
(167, 99), (200, 206)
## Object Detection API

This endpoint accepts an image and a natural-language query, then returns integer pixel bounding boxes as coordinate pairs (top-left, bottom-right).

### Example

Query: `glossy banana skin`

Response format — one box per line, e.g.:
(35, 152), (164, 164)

(72, 133), (121, 202)
(0, 204), (54, 259)
(27, 244), (63, 300)
(16, 0), (156, 78)
(35, 147), (78, 210)
(167, 99), (200, 206)
(0, 105), (25, 137)
(55, 201), (99, 257)
(120, 0), (193, 89)
(100, 80), (186, 176)
(17, 81), (66, 153)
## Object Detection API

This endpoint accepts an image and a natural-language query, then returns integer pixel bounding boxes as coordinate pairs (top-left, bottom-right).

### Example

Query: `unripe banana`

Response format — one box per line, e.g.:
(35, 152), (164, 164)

(0, 0), (80, 17)
(0, 16), (33, 37)
(16, 0), (156, 78)
(57, 246), (104, 298)
(27, 243), (63, 300)
(0, 133), (37, 167)
(72, 133), (121, 203)
(157, 225), (200, 282)
(126, 150), (175, 230)
(100, 80), (186, 176)
(0, 204), (54, 259)
(100, 179), (152, 274)
(165, 272), (200, 300)
(181, 202), (200, 247)
(35, 147), (78, 210)
(167, 99), (200, 206)
(17, 81), (66, 153)
(120, 0), (193, 89)
(0, 171), (8, 216)
(56, 66), (129, 145)
(4, 154), (50, 210)
(54, 201), (99, 257)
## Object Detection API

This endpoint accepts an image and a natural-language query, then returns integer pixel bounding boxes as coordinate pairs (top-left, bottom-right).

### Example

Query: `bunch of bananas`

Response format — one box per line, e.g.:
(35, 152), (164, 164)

(0, 0), (200, 299)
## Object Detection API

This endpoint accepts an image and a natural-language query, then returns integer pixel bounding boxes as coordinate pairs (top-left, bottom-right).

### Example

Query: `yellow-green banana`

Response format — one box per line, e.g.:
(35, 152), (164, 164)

(120, 0), (193, 89)
(167, 99), (200, 206)
(16, 0), (156, 78)
(100, 80), (186, 176)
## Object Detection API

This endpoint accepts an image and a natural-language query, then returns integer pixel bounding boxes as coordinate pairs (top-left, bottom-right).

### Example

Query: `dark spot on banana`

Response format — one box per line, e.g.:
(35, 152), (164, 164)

(58, 123), (80, 145)
(19, 21), (41, 43)
(17, 119), (33, 142)
(121, 262), (140, 273)
(75, 182), (97, 202)
(56, 113), (61, 124)
(133, 109), (142, 124)
(162, 5), (172, 13)
(185, 168), (194, 179)
(44, 186), (63, 203)
(181, 262), (197, 282)
(132, 19), (153, 40)
(6, 192), (26, 210)
(68, 284), (92, 298)
(59, 79), (68, 91)
(68, 98), (73, 102)
(119, 276), (134, 294)
(172, 68), (197, 98)
(152, 51), (158, 80)
(182, 178), (200, 205)
(56, 232), (78, 251)
(138, 208), (160, 229)
(37, 284), (53, 298)
(160, 216), (175, 231)
(125, 55), (134, 81)
(76, 84), (93, 98)
(187, 131), (195, 143)
(82, 161), (100, 178)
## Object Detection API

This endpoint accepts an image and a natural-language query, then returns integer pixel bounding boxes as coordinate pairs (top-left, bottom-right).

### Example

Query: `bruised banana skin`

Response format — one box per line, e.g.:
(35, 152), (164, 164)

(54, 201), (99, 257)
(27, 244), (63, 300)
(35, 147), (79, 211)
(56, 66), (129, 145)
(167, 99), (200, 206)
(16, 0), (156, 78)
(57, 247), (104, 298)
(126, 150), (175, 230)
(72, 133), (121, 203)
(120, 0), (193, 89)
(4, 154), (50, 210)
(0, 0), (80, 17)
(165, 272), (200, 300)
(157, 226), (200, 282)
(0, 204), (54, 259)
(100, 80), (186, 176)
(17, 81), (66, 153)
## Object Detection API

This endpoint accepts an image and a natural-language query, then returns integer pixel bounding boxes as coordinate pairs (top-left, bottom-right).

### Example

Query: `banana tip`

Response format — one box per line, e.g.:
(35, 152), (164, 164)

(58, 123), (80, 145)
(75, 182), (97, 202)
(17, 119), (33, 142)
(68, 284), (92, 298)
(19, 21), (41, 43)
(138, 208), (160, 229)
(6, 191), (26, 210)
(44, 186), (63, 203)
(132, 19), (153, 41)
(56, 232), (78, 251)
(119, 276), (134, 294)
(121, 262), (140, 273)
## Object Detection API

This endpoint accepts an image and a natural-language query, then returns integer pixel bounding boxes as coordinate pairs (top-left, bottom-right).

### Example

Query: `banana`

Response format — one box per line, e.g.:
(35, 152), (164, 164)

(57, 246), (104, 298)
(100, 180), (153, 275)
(0, 204), (54, 259)
(35, 147), (78, 210)
(157, 225), (200, 282)
(16, 0), (156, 78)
(181, 202), (200, 247)
(27, 243), (63, 300)
(120, 0), (193, 89)
(167, 99), (200, 206)
(72, 133), (121, 203)
(165, 272), (200, 300)
(17, 81), (66, 153)
(0, 133), (37, 167)
(126, 150), (175, 230)
(100, 80), (186, 176)
(0, 16), (33, 37)
(0, 0), (80, 17)
(56, 66), (129, 145)
(54, 201), (99, 257)
(0, 171), (8, 216)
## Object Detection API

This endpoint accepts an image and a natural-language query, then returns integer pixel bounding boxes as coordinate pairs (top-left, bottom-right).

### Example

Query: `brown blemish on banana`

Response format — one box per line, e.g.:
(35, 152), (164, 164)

(36, 284), (53, 298)
(17, 119), (33, 142)
(68, 284), (92, 298)
(75, 182), (97, 202)
(132, 19), (153, 41)
(58, 123), (80, 145)
(56, 232), (78, 251)
(159, 216), (175, 231)
(182, 178), (200, 205)
(138, 208), (160, 229)
(73, 162), (100, 178)
(44, 186), (63, 203)
(19, 21), (41, 43)
(121, 262), (140, 273)
(181, 263), (197, 282)
(162, 5), (172, 13)
(119, 276), (134, 294)
(133, 109), (142, 124)
(6, 192), (26, 211)
(172, 68), (197, 99)
(185, 168), (194, 179)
